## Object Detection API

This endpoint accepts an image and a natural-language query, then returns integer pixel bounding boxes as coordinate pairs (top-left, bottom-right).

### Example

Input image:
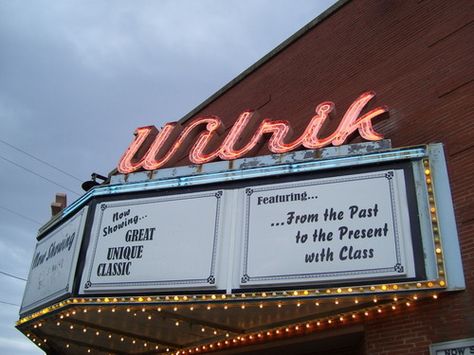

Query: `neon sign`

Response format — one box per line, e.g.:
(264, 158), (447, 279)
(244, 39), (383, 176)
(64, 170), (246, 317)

(117, 91), (388, 174)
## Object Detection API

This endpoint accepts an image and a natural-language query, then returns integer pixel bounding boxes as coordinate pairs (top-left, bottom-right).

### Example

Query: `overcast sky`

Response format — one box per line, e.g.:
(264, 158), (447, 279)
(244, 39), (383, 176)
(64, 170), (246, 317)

(0, 1), (336, 353)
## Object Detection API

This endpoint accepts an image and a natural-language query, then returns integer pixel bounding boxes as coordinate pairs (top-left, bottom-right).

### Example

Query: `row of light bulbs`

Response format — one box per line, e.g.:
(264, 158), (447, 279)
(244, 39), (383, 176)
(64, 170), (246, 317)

(18, 274), (447, 327)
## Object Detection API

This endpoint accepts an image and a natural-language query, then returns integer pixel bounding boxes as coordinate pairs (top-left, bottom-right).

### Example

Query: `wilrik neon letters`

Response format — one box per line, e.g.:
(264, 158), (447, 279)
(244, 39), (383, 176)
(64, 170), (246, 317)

(117, 91), (388, 174)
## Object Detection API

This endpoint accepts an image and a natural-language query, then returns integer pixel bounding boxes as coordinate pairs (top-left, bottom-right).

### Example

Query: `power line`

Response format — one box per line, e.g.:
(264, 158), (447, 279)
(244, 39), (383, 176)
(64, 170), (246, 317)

(0, 205), (42, 225)
(0, 138), (83, 183)
(0, 269), (27, 281)
(0, 299), (20, 307)
(0, 154), (81, 196)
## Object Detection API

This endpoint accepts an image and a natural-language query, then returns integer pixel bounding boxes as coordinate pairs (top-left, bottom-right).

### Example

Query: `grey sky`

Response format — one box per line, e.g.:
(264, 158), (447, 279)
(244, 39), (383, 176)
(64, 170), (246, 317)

(0, 1), (336, 353)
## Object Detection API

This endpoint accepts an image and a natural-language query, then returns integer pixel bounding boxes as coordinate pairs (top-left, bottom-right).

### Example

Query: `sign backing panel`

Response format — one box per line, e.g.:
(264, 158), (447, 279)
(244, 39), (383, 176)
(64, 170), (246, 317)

(80, 190), (224, 294)
(240, 169), (417, 287)
(21, 207), (88, 315)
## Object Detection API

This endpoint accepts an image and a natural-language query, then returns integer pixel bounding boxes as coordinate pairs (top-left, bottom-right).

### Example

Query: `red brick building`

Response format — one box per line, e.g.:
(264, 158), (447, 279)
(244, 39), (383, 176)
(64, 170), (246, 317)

(170, 1), (474, 353)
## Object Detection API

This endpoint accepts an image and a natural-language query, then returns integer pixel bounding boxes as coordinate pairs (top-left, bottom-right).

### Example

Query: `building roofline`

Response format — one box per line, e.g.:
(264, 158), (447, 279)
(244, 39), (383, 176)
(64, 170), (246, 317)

(177, 0), (350, 124)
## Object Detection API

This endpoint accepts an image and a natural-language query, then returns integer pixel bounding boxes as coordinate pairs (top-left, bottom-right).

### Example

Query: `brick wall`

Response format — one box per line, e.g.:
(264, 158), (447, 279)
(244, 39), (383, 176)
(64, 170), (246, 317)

(176, 0), (473, 353)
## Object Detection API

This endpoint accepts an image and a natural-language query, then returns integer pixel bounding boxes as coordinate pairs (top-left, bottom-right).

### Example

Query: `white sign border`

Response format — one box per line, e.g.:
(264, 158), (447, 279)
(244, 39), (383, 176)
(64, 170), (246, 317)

(240, 170), (407, 285)
(81, 190), (223, 292)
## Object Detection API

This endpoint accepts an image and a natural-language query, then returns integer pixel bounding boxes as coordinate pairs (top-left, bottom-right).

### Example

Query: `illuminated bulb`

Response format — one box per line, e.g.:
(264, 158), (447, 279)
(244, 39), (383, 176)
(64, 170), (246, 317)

(226, 333), (230, 337)
(108, 334), (112, 338)
(276, 330), (280, 334)
(88, 349), (91, 353)
(435, 248), (442, 254)
(211, 295), (216, 300)
(278, 304), (282, 308)
(297, 302), (301, 307)
(393, 297), (398, 301)
(213, 330), (217, 335)
(56, 322), (60, 326)
(381, 285), (387, 290)
(141, 308), (145, 312)
(175, 321), (180, 326)
(352, 314), (356, 319)
(72, 311), (76, 315)
(373, 298), (378, 303)
(97, 309), (101, 313)
(354, 299), (359, 304)
(328, 319), (332, 324)
(189, 307), (193, 311)
(121, 337), (124, 342)
(425, 169), (430, 175)
(148, 315), (152, 320)
(262, 292), (267, 297)
(83, 328), (87, 333)
(206, 306), (211, 310)
(259, 304), (263, 309)
(132, 340), (136, 344)
(70, 325), (74, 330)
(126, 308), (131, 312)
(440, 280), (446, 286)
(306, 323), (310, 328)
(224, 305), (228, 310)
(285, 328), (289, 332)
(335, 300), (339, 305)
(413, 295), (418, 300)
(392, 305), (396, 310)
(317, 321), (321, 326)
(201, 328), (205, 332)
(241, 305), (246, 309)
(339, 317), (344, 322)
(267, 331), (271, 336)
(173, 307), (178, 312)
(112, 308), (115, 312)
(406, 302), (411, 307)
(83, 309), (87, 313)
(66, 344), (70, 348)
(315, 302), (320, 306)
(364, 312), (369, 316)
(258, 334), (262, 338)
(60, 315), (64, 319)
(433, 294), (438, 299)
(377, 308), (382, 313)
(96, 331), (99, 336)
(144, 343), (147, 347)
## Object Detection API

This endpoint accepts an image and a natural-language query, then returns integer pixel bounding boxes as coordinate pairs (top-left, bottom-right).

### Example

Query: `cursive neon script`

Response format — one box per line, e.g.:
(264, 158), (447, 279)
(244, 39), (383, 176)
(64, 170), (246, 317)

(117, 91), (388, 174)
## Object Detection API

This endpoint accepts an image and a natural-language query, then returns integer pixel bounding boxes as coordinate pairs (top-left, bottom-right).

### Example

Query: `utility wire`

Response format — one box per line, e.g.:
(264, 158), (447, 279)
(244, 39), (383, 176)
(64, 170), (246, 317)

(0, 138), (82, 183)
(0, 299), (20, 307)
(0, 205), (42, 225)
(0, 270), (27, 281)
(0, 154), (81, 196)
